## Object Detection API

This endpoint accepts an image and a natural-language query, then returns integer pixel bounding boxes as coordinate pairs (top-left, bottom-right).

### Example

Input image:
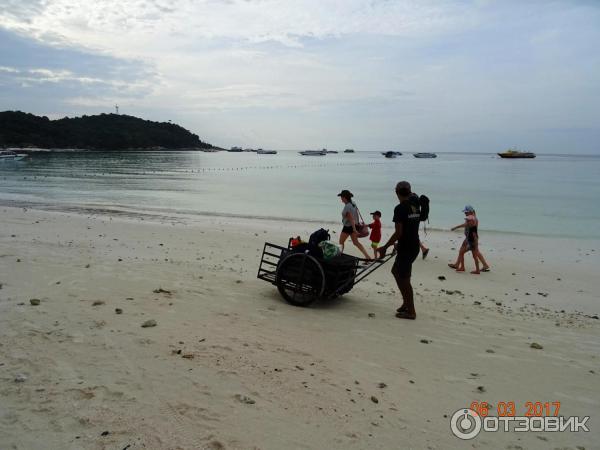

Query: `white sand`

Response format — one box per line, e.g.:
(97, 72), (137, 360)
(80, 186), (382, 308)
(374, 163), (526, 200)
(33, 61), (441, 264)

(1, 206), (599, 450)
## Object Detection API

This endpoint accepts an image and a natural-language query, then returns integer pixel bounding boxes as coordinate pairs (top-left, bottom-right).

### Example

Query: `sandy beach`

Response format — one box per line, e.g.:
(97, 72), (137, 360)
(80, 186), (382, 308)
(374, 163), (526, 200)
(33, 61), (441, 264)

(1, 205), (599, 450)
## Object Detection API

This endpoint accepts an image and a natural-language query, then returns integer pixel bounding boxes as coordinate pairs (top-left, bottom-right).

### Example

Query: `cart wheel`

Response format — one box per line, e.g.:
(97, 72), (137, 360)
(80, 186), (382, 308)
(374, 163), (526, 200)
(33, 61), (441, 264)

(276, 253), (325, 307)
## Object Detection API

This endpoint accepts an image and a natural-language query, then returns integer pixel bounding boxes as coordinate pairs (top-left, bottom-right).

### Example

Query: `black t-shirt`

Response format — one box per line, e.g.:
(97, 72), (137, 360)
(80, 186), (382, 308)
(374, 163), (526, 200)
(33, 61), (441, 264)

(393, 196), (421, 251)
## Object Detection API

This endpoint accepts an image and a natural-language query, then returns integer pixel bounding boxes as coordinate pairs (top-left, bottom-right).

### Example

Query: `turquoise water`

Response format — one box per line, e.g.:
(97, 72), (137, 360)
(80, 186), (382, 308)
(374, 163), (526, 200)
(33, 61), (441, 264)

(1, 151), (600, 239)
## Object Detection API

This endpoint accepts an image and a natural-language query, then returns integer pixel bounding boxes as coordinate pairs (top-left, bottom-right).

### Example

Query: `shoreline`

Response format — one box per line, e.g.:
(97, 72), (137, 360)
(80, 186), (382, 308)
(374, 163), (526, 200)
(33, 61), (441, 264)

(3, 199), (600, 242)
(1, 205), (599, 449)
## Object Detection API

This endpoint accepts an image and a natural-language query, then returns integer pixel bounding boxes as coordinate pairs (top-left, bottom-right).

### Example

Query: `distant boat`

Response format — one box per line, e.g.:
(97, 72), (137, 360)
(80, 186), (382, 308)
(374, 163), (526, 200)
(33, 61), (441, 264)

(382, 151), (402, 158)
(344, 149), (355, 153)
(228, 146), (243, 152)
(299, 150), (327, 156)
(413, 152), (437, 158)
(256, 149), (277, 154)
(0, 150), (28, 160)
(498, 148), (536, 159)
(326, 150), (338, 154)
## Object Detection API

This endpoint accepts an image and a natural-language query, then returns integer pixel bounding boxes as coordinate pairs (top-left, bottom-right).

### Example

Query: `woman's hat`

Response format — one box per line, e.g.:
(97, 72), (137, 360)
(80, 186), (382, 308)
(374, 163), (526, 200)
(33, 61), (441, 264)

(462, 205), (475, 213)
(370, 211), (382, 217)
(337, 189), (353, 198)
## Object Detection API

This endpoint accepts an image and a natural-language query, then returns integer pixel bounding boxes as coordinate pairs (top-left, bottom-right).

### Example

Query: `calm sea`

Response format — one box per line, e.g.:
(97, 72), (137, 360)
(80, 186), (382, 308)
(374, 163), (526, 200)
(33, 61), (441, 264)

(1, 151), (599, 239)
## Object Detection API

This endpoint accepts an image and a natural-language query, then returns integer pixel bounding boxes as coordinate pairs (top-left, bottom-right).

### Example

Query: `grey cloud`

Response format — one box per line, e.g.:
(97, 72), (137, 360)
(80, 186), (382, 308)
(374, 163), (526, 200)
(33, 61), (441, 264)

(0, 0), (46, 21)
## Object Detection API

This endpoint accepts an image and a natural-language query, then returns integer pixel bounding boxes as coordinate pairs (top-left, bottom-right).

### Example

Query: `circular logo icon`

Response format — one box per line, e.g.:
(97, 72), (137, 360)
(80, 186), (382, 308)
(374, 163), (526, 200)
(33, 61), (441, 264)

(450, 408), (482, 440)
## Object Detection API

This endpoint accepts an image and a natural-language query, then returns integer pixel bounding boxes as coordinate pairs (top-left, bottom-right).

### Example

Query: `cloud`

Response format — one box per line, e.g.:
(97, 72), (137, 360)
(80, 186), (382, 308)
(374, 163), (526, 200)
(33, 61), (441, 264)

(1, 1), (599, 152)
(1, 1), (471, 50)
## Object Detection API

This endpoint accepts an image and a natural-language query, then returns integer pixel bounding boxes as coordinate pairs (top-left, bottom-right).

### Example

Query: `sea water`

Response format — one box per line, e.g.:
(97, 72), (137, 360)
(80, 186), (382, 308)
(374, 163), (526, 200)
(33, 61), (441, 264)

(1, 151), (599, 239)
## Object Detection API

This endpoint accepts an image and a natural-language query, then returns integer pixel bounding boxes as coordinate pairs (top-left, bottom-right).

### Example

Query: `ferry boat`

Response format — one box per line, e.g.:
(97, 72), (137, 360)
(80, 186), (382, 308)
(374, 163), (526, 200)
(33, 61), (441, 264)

(497, 148), (536, 159)
(299, 150), (327, 156)
(413, 152), (437, 158)
(0, 150), (28, 160)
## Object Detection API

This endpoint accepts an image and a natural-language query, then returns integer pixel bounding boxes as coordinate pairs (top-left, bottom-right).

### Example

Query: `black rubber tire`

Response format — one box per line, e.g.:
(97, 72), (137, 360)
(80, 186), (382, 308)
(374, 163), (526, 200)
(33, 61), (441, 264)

(276, 253), (325, 306)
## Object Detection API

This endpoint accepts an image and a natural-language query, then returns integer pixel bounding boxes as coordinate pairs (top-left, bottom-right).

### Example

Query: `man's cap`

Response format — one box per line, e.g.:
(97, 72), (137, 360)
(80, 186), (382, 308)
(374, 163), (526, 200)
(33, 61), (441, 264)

(463, 205), (475, 213)
(337, 189), (353, 198)
(370, 211), (382, 216)
(395, 181), (412, 194)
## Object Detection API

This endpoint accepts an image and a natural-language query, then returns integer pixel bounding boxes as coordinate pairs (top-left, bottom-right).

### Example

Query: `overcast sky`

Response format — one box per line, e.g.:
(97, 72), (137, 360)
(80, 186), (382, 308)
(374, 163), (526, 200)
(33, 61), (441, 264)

(1, 0), (599, 152)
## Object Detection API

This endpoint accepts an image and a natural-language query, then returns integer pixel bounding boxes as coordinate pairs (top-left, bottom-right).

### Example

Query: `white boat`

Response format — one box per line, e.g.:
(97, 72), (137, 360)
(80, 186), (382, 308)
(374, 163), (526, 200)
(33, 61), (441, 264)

(0, 150), (28, 160)
(413, 152), (437, 158)
(256, 149), (277, 154)
(299, 150), (327, 156)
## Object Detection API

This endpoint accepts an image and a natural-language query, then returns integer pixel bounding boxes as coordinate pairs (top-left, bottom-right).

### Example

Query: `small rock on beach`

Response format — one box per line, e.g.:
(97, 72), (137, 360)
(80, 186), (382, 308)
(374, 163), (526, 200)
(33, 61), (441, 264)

(14, 373), (27, 382)
(235, 394), (255, 404)
(141, 319), (157, 328)
(153, 288), (172, 294)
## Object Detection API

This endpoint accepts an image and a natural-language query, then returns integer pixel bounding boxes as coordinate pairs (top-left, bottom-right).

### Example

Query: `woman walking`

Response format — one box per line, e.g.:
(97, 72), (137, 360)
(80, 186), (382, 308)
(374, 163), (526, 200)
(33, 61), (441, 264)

(449, 205), (490, 274)
(337, 189), (372, 260)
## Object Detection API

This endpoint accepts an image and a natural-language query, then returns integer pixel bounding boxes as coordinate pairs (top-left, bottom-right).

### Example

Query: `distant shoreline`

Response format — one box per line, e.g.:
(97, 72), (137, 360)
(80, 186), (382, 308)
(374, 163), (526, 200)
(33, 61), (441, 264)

(1, 147), (224, 152)
(3, 147), (599, 157)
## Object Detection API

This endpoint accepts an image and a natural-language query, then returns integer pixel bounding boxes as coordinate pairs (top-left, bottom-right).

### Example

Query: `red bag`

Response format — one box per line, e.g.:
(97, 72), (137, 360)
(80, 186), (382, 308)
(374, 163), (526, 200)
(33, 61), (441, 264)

(355, 207), (369, 238)
(355, 223), (369, 238)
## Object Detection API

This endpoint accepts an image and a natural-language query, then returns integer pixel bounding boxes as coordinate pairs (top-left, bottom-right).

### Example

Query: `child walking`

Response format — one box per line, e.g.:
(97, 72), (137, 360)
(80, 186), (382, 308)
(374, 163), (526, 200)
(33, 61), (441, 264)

(368, 211), (382, 259)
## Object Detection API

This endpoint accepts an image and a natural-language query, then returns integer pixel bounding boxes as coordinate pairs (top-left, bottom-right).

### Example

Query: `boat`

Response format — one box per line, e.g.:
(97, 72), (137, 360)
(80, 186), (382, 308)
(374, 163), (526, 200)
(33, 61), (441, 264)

(382, 151), (402, 158)
(326, 150), (338, 154)
(344, 149), (355, 153)
(228, 146), (243, 152)
(0, 150), (28, 160)
(299, 150), (327, 156)
(413, 152), (437, 158)
(256, 149), (277, 154)
(498, 148), (536, 159)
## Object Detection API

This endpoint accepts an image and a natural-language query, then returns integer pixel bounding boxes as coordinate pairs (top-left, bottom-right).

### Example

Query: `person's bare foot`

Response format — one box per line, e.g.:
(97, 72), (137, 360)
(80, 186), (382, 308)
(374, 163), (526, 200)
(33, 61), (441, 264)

(471, 270), (480, 274)
(455, 268), (465, 272)
(448, 263), (457, 269)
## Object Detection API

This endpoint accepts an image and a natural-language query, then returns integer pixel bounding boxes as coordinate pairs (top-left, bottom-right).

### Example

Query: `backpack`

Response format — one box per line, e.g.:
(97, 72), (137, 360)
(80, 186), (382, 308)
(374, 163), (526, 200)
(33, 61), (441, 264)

(419, 194), (430, 222)
(309, 228), (330, 247)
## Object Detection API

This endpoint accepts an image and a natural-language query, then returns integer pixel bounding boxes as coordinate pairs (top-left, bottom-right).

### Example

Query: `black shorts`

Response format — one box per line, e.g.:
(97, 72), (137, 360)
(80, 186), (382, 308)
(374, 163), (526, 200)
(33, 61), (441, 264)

(341, 225), (354, 234)
(392, 248), (419, 278)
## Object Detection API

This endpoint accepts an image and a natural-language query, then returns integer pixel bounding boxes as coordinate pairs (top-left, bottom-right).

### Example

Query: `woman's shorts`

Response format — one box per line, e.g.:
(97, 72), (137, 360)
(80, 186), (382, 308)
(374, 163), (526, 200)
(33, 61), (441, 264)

(371, 241), (379, 249)
(341, 225), (354, 234)
(464, 238), (477, 251)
